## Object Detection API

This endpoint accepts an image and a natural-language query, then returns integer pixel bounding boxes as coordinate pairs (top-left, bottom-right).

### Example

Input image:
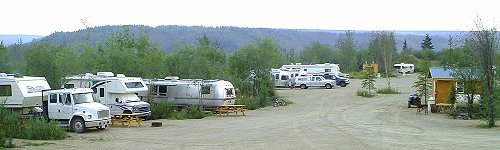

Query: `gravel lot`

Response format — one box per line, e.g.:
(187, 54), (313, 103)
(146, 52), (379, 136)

(14, 74), (500, 149)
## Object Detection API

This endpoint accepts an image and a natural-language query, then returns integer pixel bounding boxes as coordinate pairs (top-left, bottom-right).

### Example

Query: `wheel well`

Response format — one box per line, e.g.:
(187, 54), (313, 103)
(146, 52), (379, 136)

(71, 116), (84, 124)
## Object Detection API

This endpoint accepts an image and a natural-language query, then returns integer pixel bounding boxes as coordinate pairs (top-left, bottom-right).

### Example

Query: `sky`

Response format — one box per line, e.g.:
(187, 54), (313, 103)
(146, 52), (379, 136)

(1, 0), (499, 36)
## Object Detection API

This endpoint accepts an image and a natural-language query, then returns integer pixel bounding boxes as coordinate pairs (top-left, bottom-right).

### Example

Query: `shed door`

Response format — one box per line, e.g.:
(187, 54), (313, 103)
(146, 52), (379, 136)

(436, 80), (452, 104)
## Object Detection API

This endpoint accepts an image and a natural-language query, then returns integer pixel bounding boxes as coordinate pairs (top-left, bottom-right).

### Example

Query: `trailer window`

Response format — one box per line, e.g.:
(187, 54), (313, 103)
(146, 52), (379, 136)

(64, 84), (74, 89)
(157, 85), (168, 96)
(275, 74), (279, 80)
(325, 69), (331, 72)
(125, 82), (145, 88)
(49, 94), (57, 103)
(225, 88), (234, 97)
(0, 85), (12, 96)
(202, 85), (211, 94)
(281, 75), (289, 80)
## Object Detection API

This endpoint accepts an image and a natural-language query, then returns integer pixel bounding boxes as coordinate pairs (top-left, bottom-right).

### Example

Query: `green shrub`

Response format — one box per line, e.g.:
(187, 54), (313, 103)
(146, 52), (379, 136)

(357, 89), (376, 98)
(376, 87), (400, 94)
(150, 102), (176, 120)
(17, 118), (66, 140)
(185, 106), (208, 119)
(0, 106), (18, 148)
(347, 71), (365, 79)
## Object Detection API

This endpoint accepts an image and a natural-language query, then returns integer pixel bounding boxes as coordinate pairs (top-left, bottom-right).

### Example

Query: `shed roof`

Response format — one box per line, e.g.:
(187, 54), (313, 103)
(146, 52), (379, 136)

(428, 67), (456, 79)
(428, 67), (479, 79)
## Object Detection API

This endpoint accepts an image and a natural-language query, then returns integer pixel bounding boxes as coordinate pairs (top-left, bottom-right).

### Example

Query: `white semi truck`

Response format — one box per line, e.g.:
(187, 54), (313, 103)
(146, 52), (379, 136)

(64, 72), (151, 117)
(0, 73), (111, 133)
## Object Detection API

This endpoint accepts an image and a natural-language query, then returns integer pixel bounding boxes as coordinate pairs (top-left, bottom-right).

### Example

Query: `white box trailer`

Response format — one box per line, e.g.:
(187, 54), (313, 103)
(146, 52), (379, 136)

(0, 73), (51, 115)
(394, 63), (415, 74)
(64, 72), (151, 117)
(139, 77), (236, 106)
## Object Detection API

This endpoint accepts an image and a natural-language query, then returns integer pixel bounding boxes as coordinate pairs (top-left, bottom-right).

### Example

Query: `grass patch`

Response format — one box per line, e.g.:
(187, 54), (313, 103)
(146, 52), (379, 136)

(21, 141), (54, 147)
(17, 118), (67, 140)
(376, 87), (400, 94)
(150, 102), (210, 120)
(357, 90), (376, 98)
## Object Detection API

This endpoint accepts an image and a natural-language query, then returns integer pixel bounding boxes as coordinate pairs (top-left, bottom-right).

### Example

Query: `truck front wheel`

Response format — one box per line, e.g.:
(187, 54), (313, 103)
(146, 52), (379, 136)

(71, 117), (86, 133)
(300, 84), (307, 89)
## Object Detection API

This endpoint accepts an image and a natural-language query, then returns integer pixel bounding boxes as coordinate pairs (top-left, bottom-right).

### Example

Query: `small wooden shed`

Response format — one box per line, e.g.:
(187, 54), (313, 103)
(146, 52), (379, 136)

(427, 67), (479, 104)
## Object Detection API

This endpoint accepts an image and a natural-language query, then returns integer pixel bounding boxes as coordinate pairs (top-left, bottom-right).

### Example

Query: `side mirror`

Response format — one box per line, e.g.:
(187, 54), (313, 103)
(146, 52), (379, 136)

(115, 98), (121, 103)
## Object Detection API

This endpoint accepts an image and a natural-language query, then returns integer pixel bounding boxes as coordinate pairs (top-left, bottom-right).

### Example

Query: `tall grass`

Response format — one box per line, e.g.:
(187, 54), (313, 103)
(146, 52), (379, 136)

(376, 87), (401, 94)
(150, 102), (209, 120)
(357, 89), (376, 98)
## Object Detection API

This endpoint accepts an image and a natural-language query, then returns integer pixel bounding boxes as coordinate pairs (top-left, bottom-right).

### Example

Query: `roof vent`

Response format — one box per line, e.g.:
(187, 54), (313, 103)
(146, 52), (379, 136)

(0, 73), (7, 77)
(165, 76), (179, 80)
(116, 74), (126, 78)
(97, 72), (114, 77)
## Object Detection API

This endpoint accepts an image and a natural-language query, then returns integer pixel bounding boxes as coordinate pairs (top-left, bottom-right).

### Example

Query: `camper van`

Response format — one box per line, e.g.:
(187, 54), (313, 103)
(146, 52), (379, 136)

(281, 63), (348, 77)
(64, 72), (151, 117)
(394, 63), (415, 74)
(0, 73), (111, 133)
(139, 77), (236, 106)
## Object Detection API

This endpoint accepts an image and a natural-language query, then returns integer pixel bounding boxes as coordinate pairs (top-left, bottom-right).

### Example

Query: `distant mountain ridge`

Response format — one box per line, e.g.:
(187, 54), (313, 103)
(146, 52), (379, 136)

(11, 25), (466, 53)
(0, 35), (44, 46)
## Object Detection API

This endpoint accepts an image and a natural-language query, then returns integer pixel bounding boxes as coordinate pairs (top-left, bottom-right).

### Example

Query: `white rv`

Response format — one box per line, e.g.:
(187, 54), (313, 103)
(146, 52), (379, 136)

(64, 72), (151, 117)
(281, 63), (347, 77)
(0, 73), (51, 115)
(139, 77), (236, 106)
(394, 63), (415, 74)
(271, 69), (307, 87)
(0, 73), (111, 133)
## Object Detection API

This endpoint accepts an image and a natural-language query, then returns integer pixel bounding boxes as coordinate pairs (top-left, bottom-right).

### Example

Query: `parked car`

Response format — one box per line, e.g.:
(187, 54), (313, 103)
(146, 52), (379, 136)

(322, 74), (350, 87)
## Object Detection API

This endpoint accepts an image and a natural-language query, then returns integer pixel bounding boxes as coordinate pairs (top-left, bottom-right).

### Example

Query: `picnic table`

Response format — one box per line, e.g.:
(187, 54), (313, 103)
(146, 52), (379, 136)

(111, 113), (142, 128)
(217, 105), (246, 116)
(436, 103), (453, 113)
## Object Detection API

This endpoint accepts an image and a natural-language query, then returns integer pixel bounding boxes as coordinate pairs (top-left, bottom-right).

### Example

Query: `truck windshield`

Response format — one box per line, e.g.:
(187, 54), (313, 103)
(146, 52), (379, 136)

(73, 93), (94, 104)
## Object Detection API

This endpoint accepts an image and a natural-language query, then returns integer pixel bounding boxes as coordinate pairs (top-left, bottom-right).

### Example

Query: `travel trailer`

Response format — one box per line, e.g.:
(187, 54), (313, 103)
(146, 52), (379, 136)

(0, 73), (110, 133)
(139, 77), (236, 106)
(394, 63), (415, 74)
(281, 63), (347, 77)
(63, 72), (151, 117)
(0, 73), (51, 115)
(271, 69), (308, 87)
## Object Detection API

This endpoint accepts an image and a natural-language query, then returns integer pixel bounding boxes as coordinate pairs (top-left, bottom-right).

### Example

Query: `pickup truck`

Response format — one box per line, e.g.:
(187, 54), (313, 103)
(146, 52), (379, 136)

(322, 74), (350, 87)
(294, 76), (335, 89)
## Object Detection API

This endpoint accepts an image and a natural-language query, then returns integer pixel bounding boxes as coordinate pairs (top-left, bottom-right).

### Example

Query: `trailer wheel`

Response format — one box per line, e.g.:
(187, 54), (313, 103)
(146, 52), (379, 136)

(71, 117), (86, 133)
(325, 84), (332, 89)
(300, 84), (307, 89)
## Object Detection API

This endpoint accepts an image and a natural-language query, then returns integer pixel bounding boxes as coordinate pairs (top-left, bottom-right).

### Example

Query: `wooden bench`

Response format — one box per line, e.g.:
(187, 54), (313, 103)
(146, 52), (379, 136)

(111, 113), (142, 128)
(217, 105), (246, 116)
(436, 103), (453, 113)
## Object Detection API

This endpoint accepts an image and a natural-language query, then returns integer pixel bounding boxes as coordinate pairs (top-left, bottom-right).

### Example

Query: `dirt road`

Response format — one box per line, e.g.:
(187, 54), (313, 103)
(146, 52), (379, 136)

(15, 74), (500, 149)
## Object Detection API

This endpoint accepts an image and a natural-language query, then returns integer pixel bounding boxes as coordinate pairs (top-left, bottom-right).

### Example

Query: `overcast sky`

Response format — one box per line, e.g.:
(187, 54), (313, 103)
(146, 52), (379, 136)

(1, 0), (499, 36)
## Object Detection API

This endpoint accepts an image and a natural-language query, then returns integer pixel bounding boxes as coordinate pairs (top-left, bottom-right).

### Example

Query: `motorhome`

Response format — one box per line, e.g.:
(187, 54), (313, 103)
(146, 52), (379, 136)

(0, 73), (110, 133)
(271, 69), (307, 87)
(394, 63), (415, 74)
(281, 63), (347, 77)
(63, 72), (151, 117)
(139, 77), (236, 106)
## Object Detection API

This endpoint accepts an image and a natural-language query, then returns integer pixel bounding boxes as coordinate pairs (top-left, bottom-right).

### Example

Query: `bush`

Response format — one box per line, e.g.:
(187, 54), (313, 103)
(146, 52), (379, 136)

(17, 118), (66, 140)
(150, 102), (176, 120)
(0, 106), (18, 148)
(376, 87), (401, 94)
(357, 89), (376, 98)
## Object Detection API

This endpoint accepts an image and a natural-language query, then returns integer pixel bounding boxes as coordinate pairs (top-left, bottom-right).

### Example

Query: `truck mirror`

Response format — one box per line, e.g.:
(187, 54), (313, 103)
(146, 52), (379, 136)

(115, 98), (121, 103)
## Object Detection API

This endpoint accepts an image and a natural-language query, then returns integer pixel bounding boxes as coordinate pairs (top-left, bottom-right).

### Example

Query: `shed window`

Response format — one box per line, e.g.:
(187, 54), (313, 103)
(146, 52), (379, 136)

(456, 82), (464, 93)
(0, 85), (12, 96)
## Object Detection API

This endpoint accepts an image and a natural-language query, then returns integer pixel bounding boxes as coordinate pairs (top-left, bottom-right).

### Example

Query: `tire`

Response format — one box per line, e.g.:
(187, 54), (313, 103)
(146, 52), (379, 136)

(71, 117), (86, 133)
(325, 84), (332, 89)
(407, 102), (411, 108)
(300, 84), (307, 89)
(340, 82), (347, 87)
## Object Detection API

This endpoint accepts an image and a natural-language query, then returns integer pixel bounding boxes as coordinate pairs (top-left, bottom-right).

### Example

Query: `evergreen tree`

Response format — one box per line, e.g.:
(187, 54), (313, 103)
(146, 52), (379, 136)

(0, 41), (10, 72)
(361, 65), (376, 94)
(421, 34), (434, 50)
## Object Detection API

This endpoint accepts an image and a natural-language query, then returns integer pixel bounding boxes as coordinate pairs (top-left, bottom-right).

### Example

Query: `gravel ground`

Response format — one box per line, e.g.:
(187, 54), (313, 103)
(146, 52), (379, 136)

(13, 74), (500, 149)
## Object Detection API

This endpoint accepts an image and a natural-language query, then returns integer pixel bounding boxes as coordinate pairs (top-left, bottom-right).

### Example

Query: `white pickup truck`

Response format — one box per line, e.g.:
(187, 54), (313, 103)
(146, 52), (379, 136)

(294, 76), (335, 89)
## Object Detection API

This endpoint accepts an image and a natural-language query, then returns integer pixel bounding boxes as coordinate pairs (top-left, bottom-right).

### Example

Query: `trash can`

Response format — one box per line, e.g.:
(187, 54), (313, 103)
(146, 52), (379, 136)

(428, 97), (437, 113)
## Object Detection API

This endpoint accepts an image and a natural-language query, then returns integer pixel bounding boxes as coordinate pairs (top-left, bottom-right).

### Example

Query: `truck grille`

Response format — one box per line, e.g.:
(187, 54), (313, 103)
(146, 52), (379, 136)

(98, 110), (110, 119)
(137, 107), (150, 113)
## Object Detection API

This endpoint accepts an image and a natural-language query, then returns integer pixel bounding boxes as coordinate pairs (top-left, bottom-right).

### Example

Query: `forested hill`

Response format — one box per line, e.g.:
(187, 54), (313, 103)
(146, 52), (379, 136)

(38, 25), (464, 53)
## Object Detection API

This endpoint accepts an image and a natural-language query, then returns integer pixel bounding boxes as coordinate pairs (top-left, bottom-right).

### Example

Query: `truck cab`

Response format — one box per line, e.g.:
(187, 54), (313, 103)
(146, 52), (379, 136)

(42, 88), (111, 133)
(294, 76), (335, 89)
